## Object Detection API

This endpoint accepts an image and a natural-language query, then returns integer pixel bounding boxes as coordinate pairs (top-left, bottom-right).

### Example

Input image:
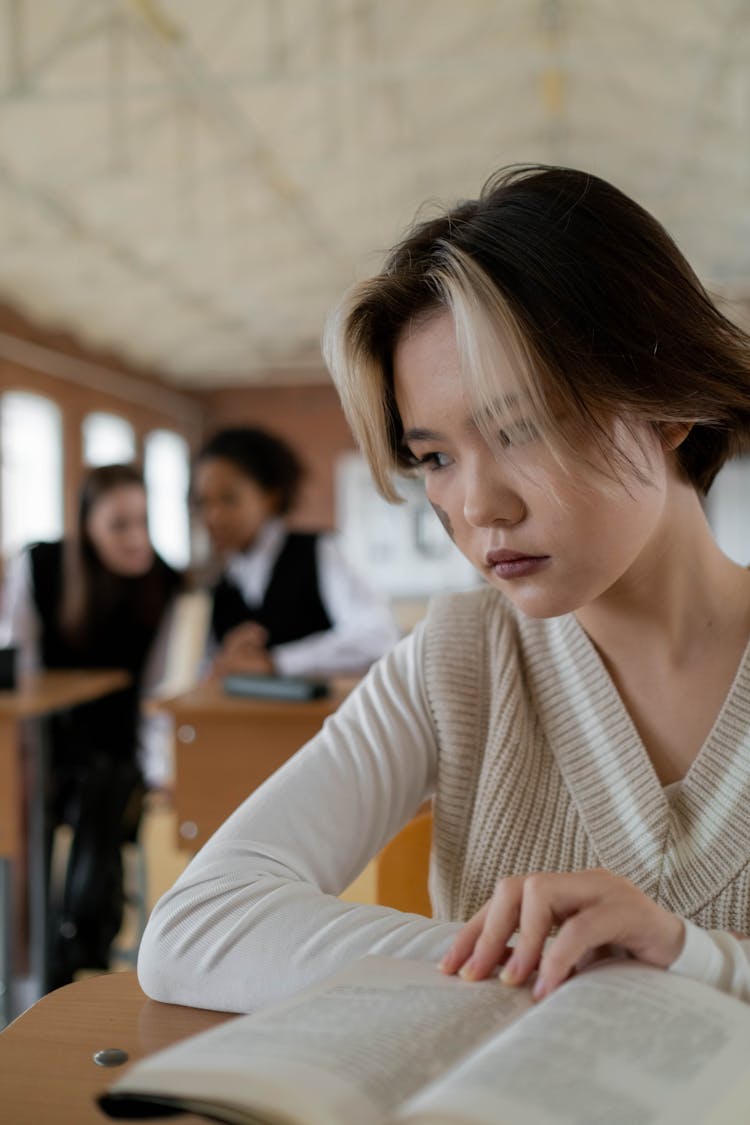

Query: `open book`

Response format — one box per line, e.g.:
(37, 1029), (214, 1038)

(99, 956), (750, 1125)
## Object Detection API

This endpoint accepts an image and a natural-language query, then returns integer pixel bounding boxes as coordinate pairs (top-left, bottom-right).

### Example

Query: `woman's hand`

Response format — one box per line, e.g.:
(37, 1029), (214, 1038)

(221, 622), (270, 655)
(439, 868), (686, 1000)
(211, 623), (275, 677)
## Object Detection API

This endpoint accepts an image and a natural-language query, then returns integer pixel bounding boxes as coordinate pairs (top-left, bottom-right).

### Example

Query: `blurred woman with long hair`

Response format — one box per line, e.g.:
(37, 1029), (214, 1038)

(4, 463), (181, 987)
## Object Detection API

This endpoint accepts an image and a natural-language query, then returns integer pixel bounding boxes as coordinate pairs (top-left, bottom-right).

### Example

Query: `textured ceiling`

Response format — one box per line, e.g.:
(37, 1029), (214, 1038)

(1, 0), (750, 386)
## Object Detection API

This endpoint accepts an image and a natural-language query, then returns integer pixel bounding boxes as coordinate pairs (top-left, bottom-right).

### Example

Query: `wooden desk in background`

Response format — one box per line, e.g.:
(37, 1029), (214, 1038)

(158, 678), (356, 852)
(0, 670), (131, 1028)
(0, 969), (232, 1124)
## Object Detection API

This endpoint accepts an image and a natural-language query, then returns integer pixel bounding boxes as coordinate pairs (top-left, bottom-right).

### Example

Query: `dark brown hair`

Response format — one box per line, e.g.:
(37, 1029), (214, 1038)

(194, 427), (304, 515)
(324, 164), (750, 498)
(61, 463), (176, 647)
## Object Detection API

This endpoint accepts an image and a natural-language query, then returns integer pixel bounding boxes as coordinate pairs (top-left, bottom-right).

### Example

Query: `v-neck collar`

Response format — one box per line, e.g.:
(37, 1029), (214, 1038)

(516, 610), (750, 912)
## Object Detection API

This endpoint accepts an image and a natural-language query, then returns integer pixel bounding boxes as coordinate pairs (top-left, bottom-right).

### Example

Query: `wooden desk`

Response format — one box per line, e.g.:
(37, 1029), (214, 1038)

(159, 678), (355, 851)
(0, 969), (232, 1124)
(0, 670), (131, 1027)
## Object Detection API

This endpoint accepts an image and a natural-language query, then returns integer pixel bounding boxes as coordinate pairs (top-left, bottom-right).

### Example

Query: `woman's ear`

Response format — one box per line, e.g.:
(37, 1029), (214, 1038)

(658, 421), (693, 452)
(266, 487), (284, 516)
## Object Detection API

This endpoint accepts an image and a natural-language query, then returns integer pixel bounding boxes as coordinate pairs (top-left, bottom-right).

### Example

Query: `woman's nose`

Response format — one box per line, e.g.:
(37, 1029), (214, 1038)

(462, 460), (526, 528)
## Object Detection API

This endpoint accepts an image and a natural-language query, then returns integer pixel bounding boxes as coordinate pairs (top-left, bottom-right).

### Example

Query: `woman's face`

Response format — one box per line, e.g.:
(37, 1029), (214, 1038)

(393, 310), (676, 620)
(192, 457), (279, 554)
(85, 484), (154, 577)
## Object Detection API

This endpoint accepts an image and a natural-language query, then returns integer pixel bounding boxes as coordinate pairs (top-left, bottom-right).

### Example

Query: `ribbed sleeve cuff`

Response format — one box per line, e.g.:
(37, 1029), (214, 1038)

(668, 919), (750, 1003)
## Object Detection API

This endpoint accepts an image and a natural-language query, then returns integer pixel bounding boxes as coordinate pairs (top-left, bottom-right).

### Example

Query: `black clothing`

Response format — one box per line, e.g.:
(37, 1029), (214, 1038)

(30, 540), (177, 764)
(28, 540), (180, 988)
(210, 531), (332, 647)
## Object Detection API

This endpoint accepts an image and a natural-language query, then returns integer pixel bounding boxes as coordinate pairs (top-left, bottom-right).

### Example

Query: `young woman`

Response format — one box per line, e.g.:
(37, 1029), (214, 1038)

(138, 166), (750, 1014)
(4, 463), (181, 987)
(192, 426), (400, 679)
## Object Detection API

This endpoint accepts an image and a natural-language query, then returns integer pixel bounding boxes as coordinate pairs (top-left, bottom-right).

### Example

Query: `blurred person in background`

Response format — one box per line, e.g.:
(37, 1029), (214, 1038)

(2, 463), (182, 988)
(192, 426), (400, 680)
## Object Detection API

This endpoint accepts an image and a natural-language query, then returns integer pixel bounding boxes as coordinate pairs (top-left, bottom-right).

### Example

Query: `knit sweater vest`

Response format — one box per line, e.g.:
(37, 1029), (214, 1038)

(423, 586), (750, 933)
(211, 532), (332, 649)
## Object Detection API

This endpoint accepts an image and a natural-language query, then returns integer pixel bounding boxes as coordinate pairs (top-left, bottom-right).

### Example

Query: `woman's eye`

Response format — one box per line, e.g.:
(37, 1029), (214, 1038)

(411, 450), (451, 472)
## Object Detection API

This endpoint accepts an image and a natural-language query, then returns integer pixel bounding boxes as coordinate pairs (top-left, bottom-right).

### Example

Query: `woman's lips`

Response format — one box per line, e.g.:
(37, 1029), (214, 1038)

(485, 549), (550, 579)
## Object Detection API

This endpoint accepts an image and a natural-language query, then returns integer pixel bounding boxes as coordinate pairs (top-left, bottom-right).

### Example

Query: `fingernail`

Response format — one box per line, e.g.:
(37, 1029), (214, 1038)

(532, 976), (548, 1001)
(458, 958), (477, 981)
(499, 955), (519, 985)
(438, 953), (454, 973)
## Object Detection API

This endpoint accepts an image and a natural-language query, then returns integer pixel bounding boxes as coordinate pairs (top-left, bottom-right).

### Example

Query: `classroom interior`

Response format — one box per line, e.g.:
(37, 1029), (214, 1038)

(1, 0), (750, 1033)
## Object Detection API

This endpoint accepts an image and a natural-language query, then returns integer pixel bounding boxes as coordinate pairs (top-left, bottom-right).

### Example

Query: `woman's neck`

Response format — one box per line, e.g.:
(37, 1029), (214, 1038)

(233, 516), (285, 558)
(575, 482), (750, 669)
(573, 485), (750, 784)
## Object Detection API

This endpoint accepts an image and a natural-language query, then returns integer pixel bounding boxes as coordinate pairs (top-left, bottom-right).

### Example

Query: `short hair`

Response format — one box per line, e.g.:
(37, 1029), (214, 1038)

(194, 427), (304, 515)
(324, 164), (750, 499)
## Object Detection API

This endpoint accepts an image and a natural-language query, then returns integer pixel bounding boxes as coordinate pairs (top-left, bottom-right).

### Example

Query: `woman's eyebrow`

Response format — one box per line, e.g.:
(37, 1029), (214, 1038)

(404, 413), (513, 444)
(404, 396), (529, 445)
(402, 426), (446, 444)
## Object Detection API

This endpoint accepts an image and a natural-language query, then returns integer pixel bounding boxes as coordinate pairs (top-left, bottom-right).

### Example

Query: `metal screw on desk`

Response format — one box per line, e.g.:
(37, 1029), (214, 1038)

(180, 820), (199, 840)
(93, 1048), (129, 1067)
(177, 724), (196, 743)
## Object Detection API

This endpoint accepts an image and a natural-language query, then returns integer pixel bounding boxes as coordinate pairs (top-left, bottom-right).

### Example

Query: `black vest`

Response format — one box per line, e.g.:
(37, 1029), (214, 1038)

(211, 532), (332, 648)
(29, 541), (179, 762)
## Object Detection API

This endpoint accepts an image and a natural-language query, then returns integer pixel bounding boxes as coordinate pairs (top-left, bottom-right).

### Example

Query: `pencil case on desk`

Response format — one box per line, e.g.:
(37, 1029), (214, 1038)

(222, 673), (331, 701)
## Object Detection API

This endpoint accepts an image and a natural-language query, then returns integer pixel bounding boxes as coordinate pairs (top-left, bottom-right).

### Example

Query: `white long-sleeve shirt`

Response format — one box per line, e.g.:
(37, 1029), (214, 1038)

(215, 518), (401, 677)
(137, 622), (750, 1015)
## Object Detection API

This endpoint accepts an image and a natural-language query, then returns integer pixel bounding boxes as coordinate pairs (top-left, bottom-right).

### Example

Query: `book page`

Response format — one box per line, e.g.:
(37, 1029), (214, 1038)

(398, 961), (750, 1125)
(103, 958), (532, 1125)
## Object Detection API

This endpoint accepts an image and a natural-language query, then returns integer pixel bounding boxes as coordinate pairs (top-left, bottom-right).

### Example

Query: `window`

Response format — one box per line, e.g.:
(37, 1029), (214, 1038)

(82, 412), (136, 466)
(144, 429), (191, 569)
(1, 391), (64, 556)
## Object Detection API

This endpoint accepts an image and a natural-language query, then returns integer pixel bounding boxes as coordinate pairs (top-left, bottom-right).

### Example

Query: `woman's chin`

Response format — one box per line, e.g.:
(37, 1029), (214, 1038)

(488, 578), (579, 620)
(112, 555), (154, 578)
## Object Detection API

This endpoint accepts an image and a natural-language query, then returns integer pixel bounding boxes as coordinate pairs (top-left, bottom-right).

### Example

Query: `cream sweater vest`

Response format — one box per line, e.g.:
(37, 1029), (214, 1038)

(423, 587), (750, 932)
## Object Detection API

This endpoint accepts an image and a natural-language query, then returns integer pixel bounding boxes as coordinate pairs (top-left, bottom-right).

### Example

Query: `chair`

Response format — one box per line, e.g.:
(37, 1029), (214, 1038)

(110, 834), (148, 968)
(374, 811), (432, 917)
(49, 823), (149, 972)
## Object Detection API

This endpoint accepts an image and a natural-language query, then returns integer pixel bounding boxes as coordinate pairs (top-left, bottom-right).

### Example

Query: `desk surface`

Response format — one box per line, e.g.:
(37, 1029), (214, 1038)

(0, 668), (131, 719)
(0, 970), (233, 1124)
